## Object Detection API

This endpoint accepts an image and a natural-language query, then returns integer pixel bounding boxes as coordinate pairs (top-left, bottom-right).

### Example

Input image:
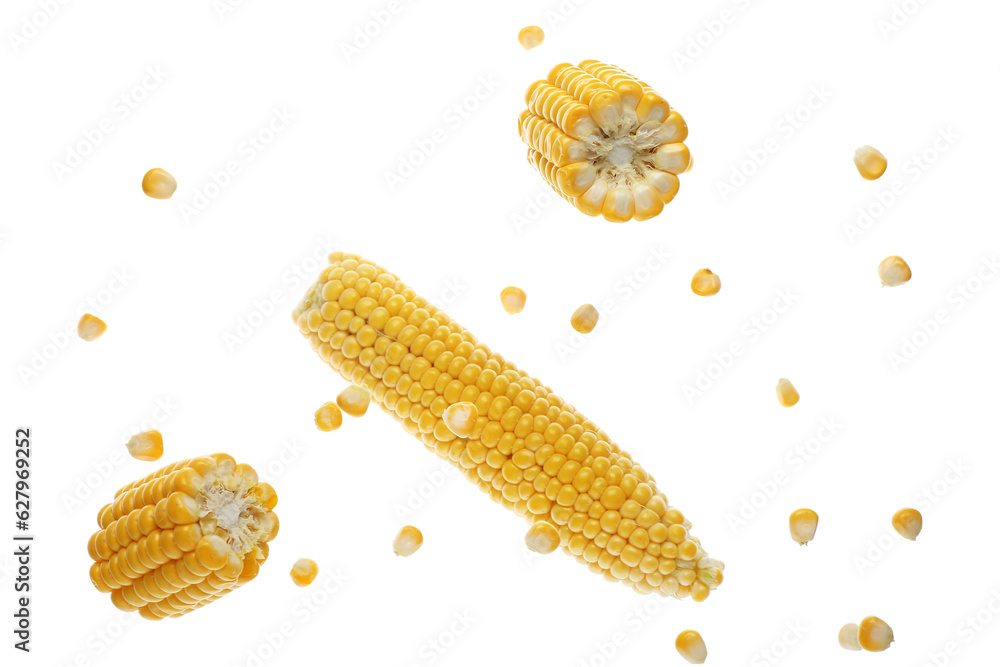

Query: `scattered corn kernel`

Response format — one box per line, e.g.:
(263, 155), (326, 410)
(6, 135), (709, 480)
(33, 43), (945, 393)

(393, 525), (423, 557)
(789, 508), (818, 545)
(891, 507), (922, 540)
(442, 401), (478, 437)
(500, 286), (527, 314)
(854, 146), (887, 180)
(517, 25), (544, 50)
(858, 616), (894, 652)
(524, 521), (561, 554)
(690, 269), (721, 297)
(675, 630), (707, 664)
(571, 304), (599, 333)
(126, 429), (164, 462)
(289, 558), (318, 587)
(77, 313), (107, 341)
(314, 402), (343, 431)
(838, 623), (862, 651)
(878, 255), (911, 287)
(141, 168), (177, 199)
(775, 378), (800, 407)
(336, 385), (370, 417)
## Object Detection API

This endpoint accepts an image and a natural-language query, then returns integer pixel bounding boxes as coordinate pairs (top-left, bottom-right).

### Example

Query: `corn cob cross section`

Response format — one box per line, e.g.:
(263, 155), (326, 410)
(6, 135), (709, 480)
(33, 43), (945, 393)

(86, 453), (278, 619)
(519, 60), (691, 222)
(293, 253), (723, 600)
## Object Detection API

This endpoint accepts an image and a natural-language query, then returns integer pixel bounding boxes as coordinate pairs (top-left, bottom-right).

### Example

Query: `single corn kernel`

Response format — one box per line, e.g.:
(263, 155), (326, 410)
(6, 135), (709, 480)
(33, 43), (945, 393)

(571, 304), (599, 333)
(675, 630), (707, 664)
(517, 25), (544, 50)
(443, 402), (478, 438)
(789, 508), (818, 545)
(336, 385), (370, 417)
(314, 402), (343, 431)
(126, 429), (163, 462)
(854, 146), (887, 180)
(141, 168), (177, 199)
(77, 313), (107, 341)
(525, 521), (561, 554)
(878, 255), (911, 287)
(500, 286), (527, 314)
(690, 269), (721, 297)
(393, 525), (423, 557)
(891, 508), (922, 540)
(838, 623), (862, 651)
(858, 616), (894, 652)
(775, 378), (800, 407)
(289, 558), (319, 587)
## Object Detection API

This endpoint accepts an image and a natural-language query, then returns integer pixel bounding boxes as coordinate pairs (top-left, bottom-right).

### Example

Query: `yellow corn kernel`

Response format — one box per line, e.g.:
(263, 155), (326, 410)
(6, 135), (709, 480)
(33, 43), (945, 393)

(891, 508), (922, 540)
(789, 508), (818, 545)
(517, 25), (544, 50)
(524, 521), (560, 554)
(858, 616), (894, 652)
(690, 269), (721, 297)
(878, 255), (911, 287)
(141, 168), (177, 199)
(675, 630), (707, 664)
(337, 385), (370, 417)
(126, 430), (164, 462)
(520, 60), (690, 222)
(500, 286), (527, 314)
(87, 453), (277, 619)
(314, 402), (343, 431)
(775, 378), (800, 407)
(292, 252), (725, 600)
(571, 304), (599, 334)
(77, 313), (107, 341)
(853, 146), (887, 180)
(393, 525), (423, 557)
(289, 558), (319, 587)
(838, 623), (862, 651)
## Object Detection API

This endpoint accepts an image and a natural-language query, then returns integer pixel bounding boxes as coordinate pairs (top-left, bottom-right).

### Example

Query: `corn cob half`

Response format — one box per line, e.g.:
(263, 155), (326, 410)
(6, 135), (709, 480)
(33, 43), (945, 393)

(292, 253), (723, 600)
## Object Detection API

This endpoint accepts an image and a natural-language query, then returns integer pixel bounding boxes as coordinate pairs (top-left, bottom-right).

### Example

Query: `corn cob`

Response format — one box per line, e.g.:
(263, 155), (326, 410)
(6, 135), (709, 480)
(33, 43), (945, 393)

(86, 453), (278, 619)
(519, 60), (691, 222)
(292, 252), (724, 600)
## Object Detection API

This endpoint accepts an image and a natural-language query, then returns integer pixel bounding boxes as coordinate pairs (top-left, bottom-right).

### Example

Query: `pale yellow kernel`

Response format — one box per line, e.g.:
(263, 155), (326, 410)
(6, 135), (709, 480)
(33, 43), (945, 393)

(858, 616), (894, 652)
(517, 25), (544, 50)
(443, 401), (478, 438)
(675, 630), (707, 664)
(891, 507), (922, 540)
(77, 313), (107, 341)
(336, 385), (370, 418)
(570, 304), (599, 334)
(500, 286), (527, 314)
(838, 623), (861, 651)
(854, 146), (887, 180)
(878, 255), (911, 287)
(524, 521), (561, 554)
(690, 269), (721, 297)
(789, 508), (818, 545)
(289, 558), (319, 586)
(393, 525), (423, 557)
(314, 402), (343, 432)
(126, 430), (163, 462)
(141, 168), (177, 199)
(775, 378), (800, 407)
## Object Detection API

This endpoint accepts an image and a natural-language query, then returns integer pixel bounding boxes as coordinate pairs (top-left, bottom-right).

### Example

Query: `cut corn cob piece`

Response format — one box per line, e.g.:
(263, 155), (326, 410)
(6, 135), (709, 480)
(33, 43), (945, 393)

(292, 252), (725, 600)
(86, 453), (277, 619)
(519, 60), (689, 222)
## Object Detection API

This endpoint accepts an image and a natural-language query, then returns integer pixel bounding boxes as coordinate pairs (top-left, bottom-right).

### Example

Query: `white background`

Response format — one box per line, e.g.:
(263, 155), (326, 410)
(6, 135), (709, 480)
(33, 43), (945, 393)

(3, 0), (1000, 665)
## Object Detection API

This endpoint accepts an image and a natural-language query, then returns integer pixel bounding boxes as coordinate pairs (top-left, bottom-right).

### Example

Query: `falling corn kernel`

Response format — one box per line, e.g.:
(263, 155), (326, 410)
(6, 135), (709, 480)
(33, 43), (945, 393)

(289, 558), (318, 587)
(77, 313), (107, 341)
(853, 146), (887, 180)
(524, 521), (561, 554)
(789, 508), (818, 545)
(858, 616), (894, 652)
(86, 453), (278, 619)
(675, 630), (707, 664)
(314, 402), (343, 431)
(891, 507), (922, 540)
(838, 623), (862, 651)
(126, 430), (164, 462)
(691, 269), (721, 297)
(878, 255), (911, 287)
(141, 168), (177, 199)
(517, 25), (544, 50)
(519, 60), (690, 222)
(337, 385), (370, 417)
(571, 304), (599, 333)
(442, 401), (479, 438)
(500, 286), (527, 314)
(292, 252), (726, 600)
(393, 525), (423, 557)
(775, 378), (800, 407)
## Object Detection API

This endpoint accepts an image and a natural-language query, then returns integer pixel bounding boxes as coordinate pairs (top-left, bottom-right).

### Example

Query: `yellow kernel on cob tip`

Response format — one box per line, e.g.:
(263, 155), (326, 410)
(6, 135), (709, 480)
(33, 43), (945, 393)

(789, 508), (818, 545)
(314, 402), (343, 431)
(500, 286), (527, 314)
(77, 313), (107, 341)
(290, 558), (319, 587)
(393, 526), (423, 557)
(891, 507), (922, 540)
(570, 304), (599, 333)
(690, 269), (721, 296)
(442, 401), (478, 437)
(141, 168), (177, 199)
(775, 378), (799, 407)
(337, 385), (370, 417)
(858, 616), (894, 652)
(854, 146), (887, 180)
(517, 25), (544, 50)
(524, 521), (560, 554)
(878, 255), (911, 287)
(675, 630), (707, 664)
(126, 429), (163, 462)
(838, 623), (862, 651)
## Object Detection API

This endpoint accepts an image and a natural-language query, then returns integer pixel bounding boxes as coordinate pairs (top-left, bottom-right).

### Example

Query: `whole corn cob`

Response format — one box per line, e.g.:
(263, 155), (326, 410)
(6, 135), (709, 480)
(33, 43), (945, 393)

(292, 252), (723, 600)
(519, 60), (691, 222)
(86, 453), (278, 619)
